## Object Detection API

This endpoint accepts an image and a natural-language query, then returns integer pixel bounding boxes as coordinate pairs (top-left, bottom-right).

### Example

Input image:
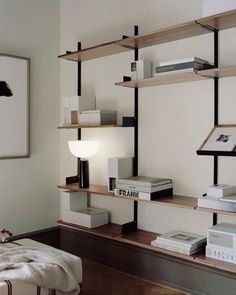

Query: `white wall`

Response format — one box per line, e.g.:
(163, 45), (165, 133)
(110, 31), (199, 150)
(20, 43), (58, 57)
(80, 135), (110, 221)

(0, 0), (60, 234)
(60, 0), (236, 235)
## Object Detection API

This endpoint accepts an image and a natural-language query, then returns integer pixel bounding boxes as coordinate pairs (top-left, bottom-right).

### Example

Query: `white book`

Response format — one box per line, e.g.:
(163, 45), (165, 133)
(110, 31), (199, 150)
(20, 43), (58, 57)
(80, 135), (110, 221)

(114, 184), (172, 201)
(156, 230), (206, 248)
(116, 182), (173, 193)
(151, 240), (192, 255)
(207, 184), (235, 198)
(159, 57), (209, 67)
(198, 196), (236, 212)
(117, 176), (172, 187)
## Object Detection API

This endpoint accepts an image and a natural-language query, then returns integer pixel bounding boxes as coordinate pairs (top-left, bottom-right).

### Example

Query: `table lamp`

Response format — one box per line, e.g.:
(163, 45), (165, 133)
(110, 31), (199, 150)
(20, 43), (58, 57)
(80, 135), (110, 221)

(68, 140), (99, 188)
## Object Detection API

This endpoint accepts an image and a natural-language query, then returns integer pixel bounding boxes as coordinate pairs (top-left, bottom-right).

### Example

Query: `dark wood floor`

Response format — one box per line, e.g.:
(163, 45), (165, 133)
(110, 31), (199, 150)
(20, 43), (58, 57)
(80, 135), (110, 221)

(80, 258), (190, 295)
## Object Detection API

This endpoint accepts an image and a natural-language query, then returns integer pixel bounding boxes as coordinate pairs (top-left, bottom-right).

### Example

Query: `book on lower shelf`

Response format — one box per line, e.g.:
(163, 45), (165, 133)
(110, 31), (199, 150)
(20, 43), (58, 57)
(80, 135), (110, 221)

(154, 57), (213, 77)
(151, 230), (206, 255)
(198, 195), (236, 212)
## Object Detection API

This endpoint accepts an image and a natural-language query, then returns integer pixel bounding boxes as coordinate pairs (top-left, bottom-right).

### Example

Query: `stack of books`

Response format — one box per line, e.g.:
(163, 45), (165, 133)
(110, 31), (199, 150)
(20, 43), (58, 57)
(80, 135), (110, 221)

(114, 176), (173, 201)
(151, 230), (206, 255)
(79, 110), (117, 125)
(154, 57), (213, 76)
(198, 184), (236, 212)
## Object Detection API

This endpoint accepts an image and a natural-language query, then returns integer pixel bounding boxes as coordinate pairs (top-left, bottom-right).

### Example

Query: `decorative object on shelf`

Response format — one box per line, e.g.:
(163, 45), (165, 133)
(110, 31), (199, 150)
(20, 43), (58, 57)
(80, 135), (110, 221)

(79, 110), (117, 125)
(108, 157), (133, 192)
(154, 57), (213, 76)
(0, 228), (12, 243)
(206, 223), (236, 264)
(68, 140), (99, 188)
(151, 230), (206, 255)
(207, 184), (235, 199)
(198, 125), (236, 153)
(130, 59), (152, 80)
(0, 54), (30, 159)
(62, 95), (95, 125)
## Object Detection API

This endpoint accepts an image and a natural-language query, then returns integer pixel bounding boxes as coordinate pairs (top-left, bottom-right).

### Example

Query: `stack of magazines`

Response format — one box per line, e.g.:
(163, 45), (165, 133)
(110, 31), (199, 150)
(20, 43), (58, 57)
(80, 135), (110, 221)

(151, 230), (206, 255)
(154, 57), (213, 76)
(114, 176), (173, 201)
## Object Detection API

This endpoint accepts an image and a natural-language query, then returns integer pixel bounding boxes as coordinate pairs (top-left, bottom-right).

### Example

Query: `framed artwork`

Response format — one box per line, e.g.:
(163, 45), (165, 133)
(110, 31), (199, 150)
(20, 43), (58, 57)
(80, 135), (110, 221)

(0, 54), (30, 159)
(199, 125), (236, 152)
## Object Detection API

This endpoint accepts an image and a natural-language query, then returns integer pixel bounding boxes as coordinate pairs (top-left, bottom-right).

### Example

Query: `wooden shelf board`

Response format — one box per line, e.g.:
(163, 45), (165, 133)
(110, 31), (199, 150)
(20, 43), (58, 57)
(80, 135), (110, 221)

(58, 10), (236, 62)
(58, 124), (121, 129)
(117, 21), (207, 49)
(196, 206), (236, 217)
(197, 9), (236, 31)
(197, 65), (236, 79)
(58, 40), (131, 62)
(115, 72), (208, 88)
(117, 10), (236, 50)
(58, 184), (196, 209)
(58, 220), (122, 238)
(194, 253), (236, 274)
(153, 195), (198, 209)
(58, 184), (113, 197)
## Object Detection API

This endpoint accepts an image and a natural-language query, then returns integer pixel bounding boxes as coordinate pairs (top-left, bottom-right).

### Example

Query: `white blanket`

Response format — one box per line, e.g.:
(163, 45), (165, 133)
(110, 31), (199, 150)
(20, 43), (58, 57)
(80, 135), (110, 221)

(0, 243), (81, 295)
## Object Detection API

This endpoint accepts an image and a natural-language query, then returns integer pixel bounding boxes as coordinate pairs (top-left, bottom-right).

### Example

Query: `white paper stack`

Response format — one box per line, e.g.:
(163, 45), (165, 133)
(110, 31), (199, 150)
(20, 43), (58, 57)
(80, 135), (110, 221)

(151, 230), (206, 255)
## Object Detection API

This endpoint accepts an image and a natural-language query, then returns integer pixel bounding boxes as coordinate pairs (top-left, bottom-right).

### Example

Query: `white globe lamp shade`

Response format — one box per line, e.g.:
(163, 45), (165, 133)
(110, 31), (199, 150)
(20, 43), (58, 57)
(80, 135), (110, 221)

(68, 140), (99, 159)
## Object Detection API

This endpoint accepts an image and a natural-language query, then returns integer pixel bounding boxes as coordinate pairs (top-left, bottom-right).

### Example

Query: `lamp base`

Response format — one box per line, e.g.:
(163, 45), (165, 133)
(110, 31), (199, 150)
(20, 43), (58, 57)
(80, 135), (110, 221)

(79, 159), (89, 188)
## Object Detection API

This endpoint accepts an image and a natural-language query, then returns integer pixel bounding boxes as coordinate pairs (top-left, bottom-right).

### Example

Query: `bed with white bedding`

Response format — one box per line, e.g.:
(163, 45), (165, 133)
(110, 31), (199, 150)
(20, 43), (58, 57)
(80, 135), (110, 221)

(0, 238), (82, 295)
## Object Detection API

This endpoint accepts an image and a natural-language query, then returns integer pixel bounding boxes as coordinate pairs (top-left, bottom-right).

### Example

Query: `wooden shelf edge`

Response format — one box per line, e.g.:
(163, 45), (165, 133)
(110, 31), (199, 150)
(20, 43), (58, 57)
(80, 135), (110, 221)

(196, 206), (236, 216)
(57, 124), (122, 129)
(58, 39), (131, 62)
(115, 72), (209, 88)
(58, 183), (197, 209)
(194, 253), (236, 274)
(59, 220), (236, 274)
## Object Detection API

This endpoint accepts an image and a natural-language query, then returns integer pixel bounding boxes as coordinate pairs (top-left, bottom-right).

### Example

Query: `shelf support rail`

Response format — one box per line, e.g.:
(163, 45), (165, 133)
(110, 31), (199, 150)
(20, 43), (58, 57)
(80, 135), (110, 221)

(213, 29), (219, 226)
(66, 42), (82, 185)
(122, 25), (139, 233)
(196, 21), (219, 226)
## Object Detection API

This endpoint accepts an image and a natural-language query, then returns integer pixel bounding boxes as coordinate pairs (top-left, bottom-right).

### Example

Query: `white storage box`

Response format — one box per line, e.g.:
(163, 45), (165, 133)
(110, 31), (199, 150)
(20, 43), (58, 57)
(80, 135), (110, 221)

(69, 207), (109, 228)
(60, 191), (109, 228)
(202, 0), (236, 17)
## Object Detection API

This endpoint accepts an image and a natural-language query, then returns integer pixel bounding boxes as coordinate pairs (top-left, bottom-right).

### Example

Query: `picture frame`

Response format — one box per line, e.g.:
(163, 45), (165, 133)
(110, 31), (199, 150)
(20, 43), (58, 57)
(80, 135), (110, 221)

(0, 54), (30, 159)
(199, 124), (236, 152)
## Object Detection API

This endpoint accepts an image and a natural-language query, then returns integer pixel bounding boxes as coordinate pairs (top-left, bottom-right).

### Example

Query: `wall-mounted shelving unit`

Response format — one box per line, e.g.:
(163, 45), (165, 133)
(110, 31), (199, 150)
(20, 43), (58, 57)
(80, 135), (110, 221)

(58, 8), (236, 280)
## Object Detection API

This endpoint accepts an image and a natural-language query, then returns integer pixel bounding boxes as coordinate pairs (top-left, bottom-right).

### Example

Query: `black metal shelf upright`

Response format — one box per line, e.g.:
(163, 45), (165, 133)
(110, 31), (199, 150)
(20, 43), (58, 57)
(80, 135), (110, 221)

(196, 22), (219, 226)
(122, 25), (139, 233)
